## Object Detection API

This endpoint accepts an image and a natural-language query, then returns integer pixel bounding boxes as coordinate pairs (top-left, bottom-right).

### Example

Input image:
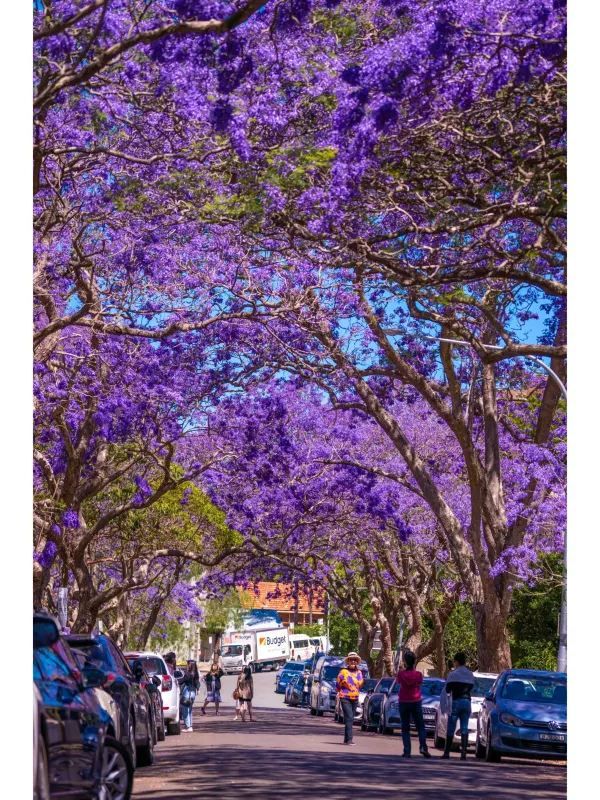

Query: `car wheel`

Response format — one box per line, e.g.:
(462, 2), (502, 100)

(310, 707), (316, 716)
(434, 717), (445, 750)
(100, 737), (133, 800)
(484, 725), (501, 763)
(127, 717), (136, 769)
(361, 721), (367, 732)
(157, 708), (165, 742)
(34, 734), (50, 800)
(317, 709), (324, 717)
(475, 733), (485, 759)
(136, 720), (155, 767)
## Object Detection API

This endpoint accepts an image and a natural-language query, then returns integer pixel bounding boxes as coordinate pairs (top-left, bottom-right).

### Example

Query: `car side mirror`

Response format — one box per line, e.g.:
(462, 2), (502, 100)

(83, 666), (108, 689)
(151, 675), (161, 687)
(485, 691), (495, 701)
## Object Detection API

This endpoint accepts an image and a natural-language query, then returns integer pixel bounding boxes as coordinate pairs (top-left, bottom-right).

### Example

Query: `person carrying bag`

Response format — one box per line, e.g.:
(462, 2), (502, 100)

(179, 660), (200, 732)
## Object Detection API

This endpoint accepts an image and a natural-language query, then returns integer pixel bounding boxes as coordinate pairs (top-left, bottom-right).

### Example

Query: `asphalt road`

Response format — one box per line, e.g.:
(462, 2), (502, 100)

(132, 671), (566, 800)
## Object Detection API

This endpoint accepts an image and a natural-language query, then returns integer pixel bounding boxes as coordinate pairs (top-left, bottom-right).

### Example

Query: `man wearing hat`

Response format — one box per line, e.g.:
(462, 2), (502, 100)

(335, 652), (365, 745)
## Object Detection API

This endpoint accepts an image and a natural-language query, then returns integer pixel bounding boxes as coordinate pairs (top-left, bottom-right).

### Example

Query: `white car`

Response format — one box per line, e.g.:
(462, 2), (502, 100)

(124, 651), (181, 736)
(434, 672), (498, 749)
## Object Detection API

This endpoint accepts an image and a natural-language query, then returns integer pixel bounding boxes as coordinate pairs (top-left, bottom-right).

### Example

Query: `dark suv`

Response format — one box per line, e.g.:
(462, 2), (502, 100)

(66, 633), (155, 768)
(33, 613), (133, 799)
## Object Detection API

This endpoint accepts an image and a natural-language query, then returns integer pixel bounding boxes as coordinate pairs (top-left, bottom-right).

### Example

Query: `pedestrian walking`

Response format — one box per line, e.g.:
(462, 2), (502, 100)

(201, 663), (223, 716)
(236, 666), (254, 722)
(396, 650), (431, 758)
(179, 659), (200, 732)
(211, 647), (224, 672)
(441, 652), (475, 760)
(336, 652), (364, 745)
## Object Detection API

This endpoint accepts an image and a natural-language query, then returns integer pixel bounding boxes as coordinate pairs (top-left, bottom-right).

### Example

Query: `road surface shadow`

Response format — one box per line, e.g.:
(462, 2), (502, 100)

(135, 744), (566, 800)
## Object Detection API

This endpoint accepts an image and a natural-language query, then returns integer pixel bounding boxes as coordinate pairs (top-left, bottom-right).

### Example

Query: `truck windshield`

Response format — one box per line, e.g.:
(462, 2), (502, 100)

(222, 646), (243, 657)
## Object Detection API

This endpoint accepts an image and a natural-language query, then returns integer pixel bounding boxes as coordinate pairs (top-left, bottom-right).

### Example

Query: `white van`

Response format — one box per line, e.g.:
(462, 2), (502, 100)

(288, 634), (313, 661)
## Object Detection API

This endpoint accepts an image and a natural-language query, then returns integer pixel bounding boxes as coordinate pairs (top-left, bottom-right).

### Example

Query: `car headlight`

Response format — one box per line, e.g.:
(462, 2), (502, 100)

(500, 712), (524, 727)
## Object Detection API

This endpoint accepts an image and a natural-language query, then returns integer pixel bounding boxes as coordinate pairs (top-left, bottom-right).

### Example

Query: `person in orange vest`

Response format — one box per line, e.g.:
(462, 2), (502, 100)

(336, 652), (365, 745)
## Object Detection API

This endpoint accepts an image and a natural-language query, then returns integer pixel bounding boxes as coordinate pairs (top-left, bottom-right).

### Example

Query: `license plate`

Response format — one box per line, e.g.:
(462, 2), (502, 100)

(539, 733), (566, 742)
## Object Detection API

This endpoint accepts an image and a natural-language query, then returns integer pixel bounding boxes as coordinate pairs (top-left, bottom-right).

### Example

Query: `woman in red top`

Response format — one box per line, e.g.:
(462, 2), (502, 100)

(396, 651), (431, 758)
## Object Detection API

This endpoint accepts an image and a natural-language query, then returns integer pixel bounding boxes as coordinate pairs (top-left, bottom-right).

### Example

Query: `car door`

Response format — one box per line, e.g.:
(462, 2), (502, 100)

(34, 647), (99, 796)
(478, 676), (498, 743)
(108, 639), (150, 742)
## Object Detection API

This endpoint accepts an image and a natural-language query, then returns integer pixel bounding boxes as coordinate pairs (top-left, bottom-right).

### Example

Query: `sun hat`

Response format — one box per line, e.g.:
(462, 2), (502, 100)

(345, 651), (361, 664)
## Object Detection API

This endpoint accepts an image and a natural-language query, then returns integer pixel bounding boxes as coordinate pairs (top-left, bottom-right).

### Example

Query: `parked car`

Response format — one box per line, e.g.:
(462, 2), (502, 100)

(361, 677), (395, 731)
(33, 612), (133, 799)
(434, 672), (498, 750)
(275, 660), (310, 693)
(124, 651), (178, 736)
(334, 677), (378, 724)
(475, 669), (567, 762)
(289, 672), (313, 707)
(378, 679), (402, 734)
(285, 673), (302, 704)
(66, 632), (155, 768)
(33, 682), (50, 800)
(124, 655), (165, 743)
(415, 678), (446, 735)
(310, 656), (370, 716)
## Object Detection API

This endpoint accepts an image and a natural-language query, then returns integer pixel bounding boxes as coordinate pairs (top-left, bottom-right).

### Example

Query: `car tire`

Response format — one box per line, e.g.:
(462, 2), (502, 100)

(34, 734), (50, 800)
(475, 734), (485, 759)
(166, 718), (181, 736)
(127, 717), (137, 769)
(361, 721), (367, 732)
(100, 737), (133, 800)
(136, 720), (155, 767)
(484, 726), (501, 763)
(317, 709), (323, 717)
(310, 707), (316, 716)
(434, 718), (445, 750)
(157, 708), (165, 742)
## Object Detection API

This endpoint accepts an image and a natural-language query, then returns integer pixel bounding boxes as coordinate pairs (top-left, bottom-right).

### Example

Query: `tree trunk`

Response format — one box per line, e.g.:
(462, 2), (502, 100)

(472, 599), (512, 672)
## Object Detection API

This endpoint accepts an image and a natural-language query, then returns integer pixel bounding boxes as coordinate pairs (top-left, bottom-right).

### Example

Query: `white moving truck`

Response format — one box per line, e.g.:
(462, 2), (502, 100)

(221, 627), (290, 673)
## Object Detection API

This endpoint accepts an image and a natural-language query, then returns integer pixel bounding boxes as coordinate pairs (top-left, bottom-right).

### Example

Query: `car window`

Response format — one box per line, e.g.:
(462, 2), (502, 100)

(34, 647), (78, 687)
(501, 675), (566, 704)
(390, 681), (400, 695)
(73, 640), (114, 670)
(422, 680), (445, 696)
(472, 677), (496, 697)
(130, 657), (166, 676)
(106, 639), (131, 674)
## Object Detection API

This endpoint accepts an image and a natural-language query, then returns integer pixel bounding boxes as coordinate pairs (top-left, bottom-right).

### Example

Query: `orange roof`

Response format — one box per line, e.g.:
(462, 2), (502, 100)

(240, 581), (325, 614)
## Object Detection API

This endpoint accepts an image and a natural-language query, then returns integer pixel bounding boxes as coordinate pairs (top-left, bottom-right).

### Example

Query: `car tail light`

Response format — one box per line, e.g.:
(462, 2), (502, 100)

(161, 675), (172, 692)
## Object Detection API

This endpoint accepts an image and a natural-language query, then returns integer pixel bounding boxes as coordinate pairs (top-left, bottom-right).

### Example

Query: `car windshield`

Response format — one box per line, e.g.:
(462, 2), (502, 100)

(322, 664), (344, 682)
(283, 662), (306, 672)
(472, 677), (496, 697)
(376, 678), (394, 692)
(501, 675), (566, 705)
(422, 680), (445, 697)
(127, 656), (166, 675)
(222, 646), (242, 657)
(363, 679), (378, 692)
